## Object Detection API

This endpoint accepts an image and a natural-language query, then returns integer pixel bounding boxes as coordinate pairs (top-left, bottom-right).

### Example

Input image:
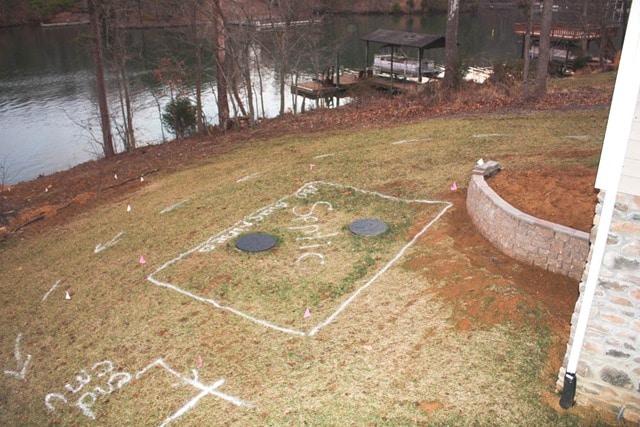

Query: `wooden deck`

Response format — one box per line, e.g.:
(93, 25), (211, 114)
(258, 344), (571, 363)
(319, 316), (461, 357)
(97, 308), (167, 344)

(291, 71), (361, 100)
(514, 22), (619, 41)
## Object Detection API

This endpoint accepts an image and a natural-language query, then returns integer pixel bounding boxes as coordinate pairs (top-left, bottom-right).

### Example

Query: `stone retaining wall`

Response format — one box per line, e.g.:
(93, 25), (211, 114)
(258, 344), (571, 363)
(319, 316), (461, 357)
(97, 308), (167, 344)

(466, 162), (590, 280)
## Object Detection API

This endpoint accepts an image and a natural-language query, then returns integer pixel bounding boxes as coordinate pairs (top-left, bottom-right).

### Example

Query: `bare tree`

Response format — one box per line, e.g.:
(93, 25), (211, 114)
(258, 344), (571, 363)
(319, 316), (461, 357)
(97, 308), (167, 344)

(103, 0), (137, 151)
(212, 0), (230, 130)
(533, 0), (553, 97)
(185, 0), (207, 134)
(444, 0), (460, 90)
(88, 0), (115, 158)
(522, 0), (535, 98)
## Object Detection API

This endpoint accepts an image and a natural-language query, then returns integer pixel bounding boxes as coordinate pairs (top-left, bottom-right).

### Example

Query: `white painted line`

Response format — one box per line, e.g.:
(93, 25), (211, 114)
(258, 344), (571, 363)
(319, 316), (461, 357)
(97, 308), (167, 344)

(137, 358), (251, 427)
(313, 153), (335, 159)
(94, 232), (125, 254)
(391, 138), (433, 145)
(146, 277), (307, 337)
(42, 279), (62, 302)
(160, 200), (189, 215)
(4, 333), (31, 380)
(236, 173), (261, 183)
(296, 252), (326, 266)
(471, 133), (509, 138)
(159, 380), (224, 427)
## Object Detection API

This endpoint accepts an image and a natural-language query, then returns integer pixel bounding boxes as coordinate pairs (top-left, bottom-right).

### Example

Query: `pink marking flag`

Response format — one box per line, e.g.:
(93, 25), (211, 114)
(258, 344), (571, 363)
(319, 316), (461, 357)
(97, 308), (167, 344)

(450, 182), (458, 192)
(304, 307), (311, 319)
(139, 255), (146, 265)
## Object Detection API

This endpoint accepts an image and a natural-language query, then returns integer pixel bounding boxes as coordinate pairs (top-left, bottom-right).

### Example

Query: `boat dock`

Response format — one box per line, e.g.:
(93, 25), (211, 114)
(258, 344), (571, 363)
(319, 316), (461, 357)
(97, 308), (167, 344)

(291, 70), (362, 100)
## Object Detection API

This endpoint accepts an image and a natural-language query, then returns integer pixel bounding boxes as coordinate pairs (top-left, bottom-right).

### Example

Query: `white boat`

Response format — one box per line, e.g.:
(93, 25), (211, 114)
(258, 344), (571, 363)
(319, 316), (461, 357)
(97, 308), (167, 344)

(372, 53), (439, 78)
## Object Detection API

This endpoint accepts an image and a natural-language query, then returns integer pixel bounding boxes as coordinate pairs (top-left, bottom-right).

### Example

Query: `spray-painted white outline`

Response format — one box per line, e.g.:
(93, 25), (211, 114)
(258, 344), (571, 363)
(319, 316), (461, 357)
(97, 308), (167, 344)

(42, 279), (62, 302)
(4, 333), (31, 380)
(391, 138), (433, 145)
(44, 358), (249, 423)
(147, 181), (451, 337)
(313, 153), (335, 159)
(136, 358), (251, 426)
(236, 173), (261, 183)
(160, 200), (189, 214)
(296, 253), (326, 266)
(94, 232), (125, 254)
(45, 393), (68, 412)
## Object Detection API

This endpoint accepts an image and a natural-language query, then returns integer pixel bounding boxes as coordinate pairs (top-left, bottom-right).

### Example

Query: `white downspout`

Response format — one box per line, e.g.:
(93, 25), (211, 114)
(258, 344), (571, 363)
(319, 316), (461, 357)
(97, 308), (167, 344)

(560, 0), (640, 409)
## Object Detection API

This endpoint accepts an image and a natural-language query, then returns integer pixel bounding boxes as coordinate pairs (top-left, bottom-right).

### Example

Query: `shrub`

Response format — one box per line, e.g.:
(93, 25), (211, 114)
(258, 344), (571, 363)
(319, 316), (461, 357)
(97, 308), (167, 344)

(162, 97), (197, 139)
(490, 59), (524, 85)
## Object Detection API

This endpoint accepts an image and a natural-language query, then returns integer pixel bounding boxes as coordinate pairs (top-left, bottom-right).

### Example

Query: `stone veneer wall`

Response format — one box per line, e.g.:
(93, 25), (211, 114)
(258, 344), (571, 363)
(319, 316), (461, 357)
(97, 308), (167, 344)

(466, 162), (590, 280)
(558, 191), (640, 422)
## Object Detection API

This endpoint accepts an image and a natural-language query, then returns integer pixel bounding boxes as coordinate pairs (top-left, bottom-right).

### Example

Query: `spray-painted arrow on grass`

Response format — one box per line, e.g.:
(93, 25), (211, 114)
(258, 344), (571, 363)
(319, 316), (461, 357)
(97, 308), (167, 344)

(94, 231), (125, 254)
(4, 333), (31, 380)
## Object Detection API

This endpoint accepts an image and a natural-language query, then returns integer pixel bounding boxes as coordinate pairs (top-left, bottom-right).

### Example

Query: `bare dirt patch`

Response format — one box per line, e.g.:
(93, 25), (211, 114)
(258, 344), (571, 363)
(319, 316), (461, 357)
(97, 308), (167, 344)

(488, 165), (598, 233)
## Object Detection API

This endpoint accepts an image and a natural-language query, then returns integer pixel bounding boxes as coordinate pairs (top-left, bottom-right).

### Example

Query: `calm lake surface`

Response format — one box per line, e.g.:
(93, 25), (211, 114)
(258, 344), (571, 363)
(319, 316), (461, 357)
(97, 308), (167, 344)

(0, 11), (526, 185)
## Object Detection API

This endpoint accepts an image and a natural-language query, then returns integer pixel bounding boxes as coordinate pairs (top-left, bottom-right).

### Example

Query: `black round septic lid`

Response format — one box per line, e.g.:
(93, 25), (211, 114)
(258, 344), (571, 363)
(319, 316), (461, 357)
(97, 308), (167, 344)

(349, 219), (388, 236)
(236, 233), (277, 252)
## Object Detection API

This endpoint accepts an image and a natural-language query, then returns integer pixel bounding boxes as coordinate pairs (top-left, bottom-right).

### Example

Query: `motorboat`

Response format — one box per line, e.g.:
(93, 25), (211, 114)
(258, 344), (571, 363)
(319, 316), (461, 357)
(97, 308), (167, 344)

(372, 52), (439, 78)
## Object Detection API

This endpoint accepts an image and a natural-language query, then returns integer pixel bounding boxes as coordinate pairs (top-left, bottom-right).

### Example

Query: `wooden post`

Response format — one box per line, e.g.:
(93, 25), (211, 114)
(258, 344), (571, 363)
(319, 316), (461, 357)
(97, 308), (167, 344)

(336, 53), (340, 107)
(365, 41), (369, 75)
(390, 46), (395, 92)
(418, 48), (423, 83)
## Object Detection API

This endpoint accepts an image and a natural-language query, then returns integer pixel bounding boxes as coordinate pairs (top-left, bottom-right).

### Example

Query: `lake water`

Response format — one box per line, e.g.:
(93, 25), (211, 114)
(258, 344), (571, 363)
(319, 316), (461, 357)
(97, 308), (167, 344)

(0, 11), (526, 185)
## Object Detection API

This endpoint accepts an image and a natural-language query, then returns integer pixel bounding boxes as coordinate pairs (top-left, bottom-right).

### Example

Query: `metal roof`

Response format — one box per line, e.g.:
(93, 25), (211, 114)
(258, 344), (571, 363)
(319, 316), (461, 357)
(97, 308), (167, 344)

(362, 29), (446, 49)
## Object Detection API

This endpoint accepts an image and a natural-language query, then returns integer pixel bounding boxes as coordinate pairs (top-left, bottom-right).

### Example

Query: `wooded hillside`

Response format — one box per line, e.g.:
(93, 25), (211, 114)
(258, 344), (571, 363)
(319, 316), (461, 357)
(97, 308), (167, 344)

(1, 0), (473, 27)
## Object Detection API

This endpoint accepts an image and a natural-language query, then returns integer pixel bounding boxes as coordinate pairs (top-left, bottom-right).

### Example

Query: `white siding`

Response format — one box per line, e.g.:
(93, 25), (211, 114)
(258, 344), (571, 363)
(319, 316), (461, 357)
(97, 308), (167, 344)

(619, 93), (640, 195)
(595, 13), (640, 193)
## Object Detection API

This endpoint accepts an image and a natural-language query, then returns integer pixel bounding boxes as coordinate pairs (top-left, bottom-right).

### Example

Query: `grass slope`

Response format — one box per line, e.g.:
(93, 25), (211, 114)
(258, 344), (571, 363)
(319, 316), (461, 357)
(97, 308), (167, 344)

(1, 107), (608, 425)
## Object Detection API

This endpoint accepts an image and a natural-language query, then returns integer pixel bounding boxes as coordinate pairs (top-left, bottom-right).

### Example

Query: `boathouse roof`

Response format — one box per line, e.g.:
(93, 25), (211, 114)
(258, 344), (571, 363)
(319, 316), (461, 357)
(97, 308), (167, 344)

(361, 29), (446, 49)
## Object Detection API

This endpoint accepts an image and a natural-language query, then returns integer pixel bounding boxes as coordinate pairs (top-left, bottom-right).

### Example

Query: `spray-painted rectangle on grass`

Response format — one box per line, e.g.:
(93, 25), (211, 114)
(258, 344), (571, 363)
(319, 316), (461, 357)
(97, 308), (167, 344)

(148, 181), (451, 336)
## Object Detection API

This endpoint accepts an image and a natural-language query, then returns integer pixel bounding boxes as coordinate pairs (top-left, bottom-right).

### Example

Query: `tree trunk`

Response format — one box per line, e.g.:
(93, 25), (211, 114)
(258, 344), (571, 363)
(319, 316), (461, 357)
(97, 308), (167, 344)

(88, 0), (115, 158)
(191, 4), (204, 135)
(522, 0), (534, 98)
(213, 0), (229, 130)
(243, 40), (256, 127)
(279, 41), (288, 116)
(444, 0), (460, 90)
(534, 0), (554, 98)
(121, 62), (135, 150)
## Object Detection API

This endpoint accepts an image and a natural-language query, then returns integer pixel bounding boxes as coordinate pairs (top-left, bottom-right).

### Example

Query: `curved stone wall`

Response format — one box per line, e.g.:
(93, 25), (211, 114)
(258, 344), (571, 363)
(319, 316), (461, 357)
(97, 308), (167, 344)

(466, 162), (590, 280)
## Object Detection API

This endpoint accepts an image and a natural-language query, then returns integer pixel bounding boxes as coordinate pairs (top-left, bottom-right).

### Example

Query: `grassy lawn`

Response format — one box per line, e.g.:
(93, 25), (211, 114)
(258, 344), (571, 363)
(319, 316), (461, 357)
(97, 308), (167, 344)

(0, 106), (610, 425)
